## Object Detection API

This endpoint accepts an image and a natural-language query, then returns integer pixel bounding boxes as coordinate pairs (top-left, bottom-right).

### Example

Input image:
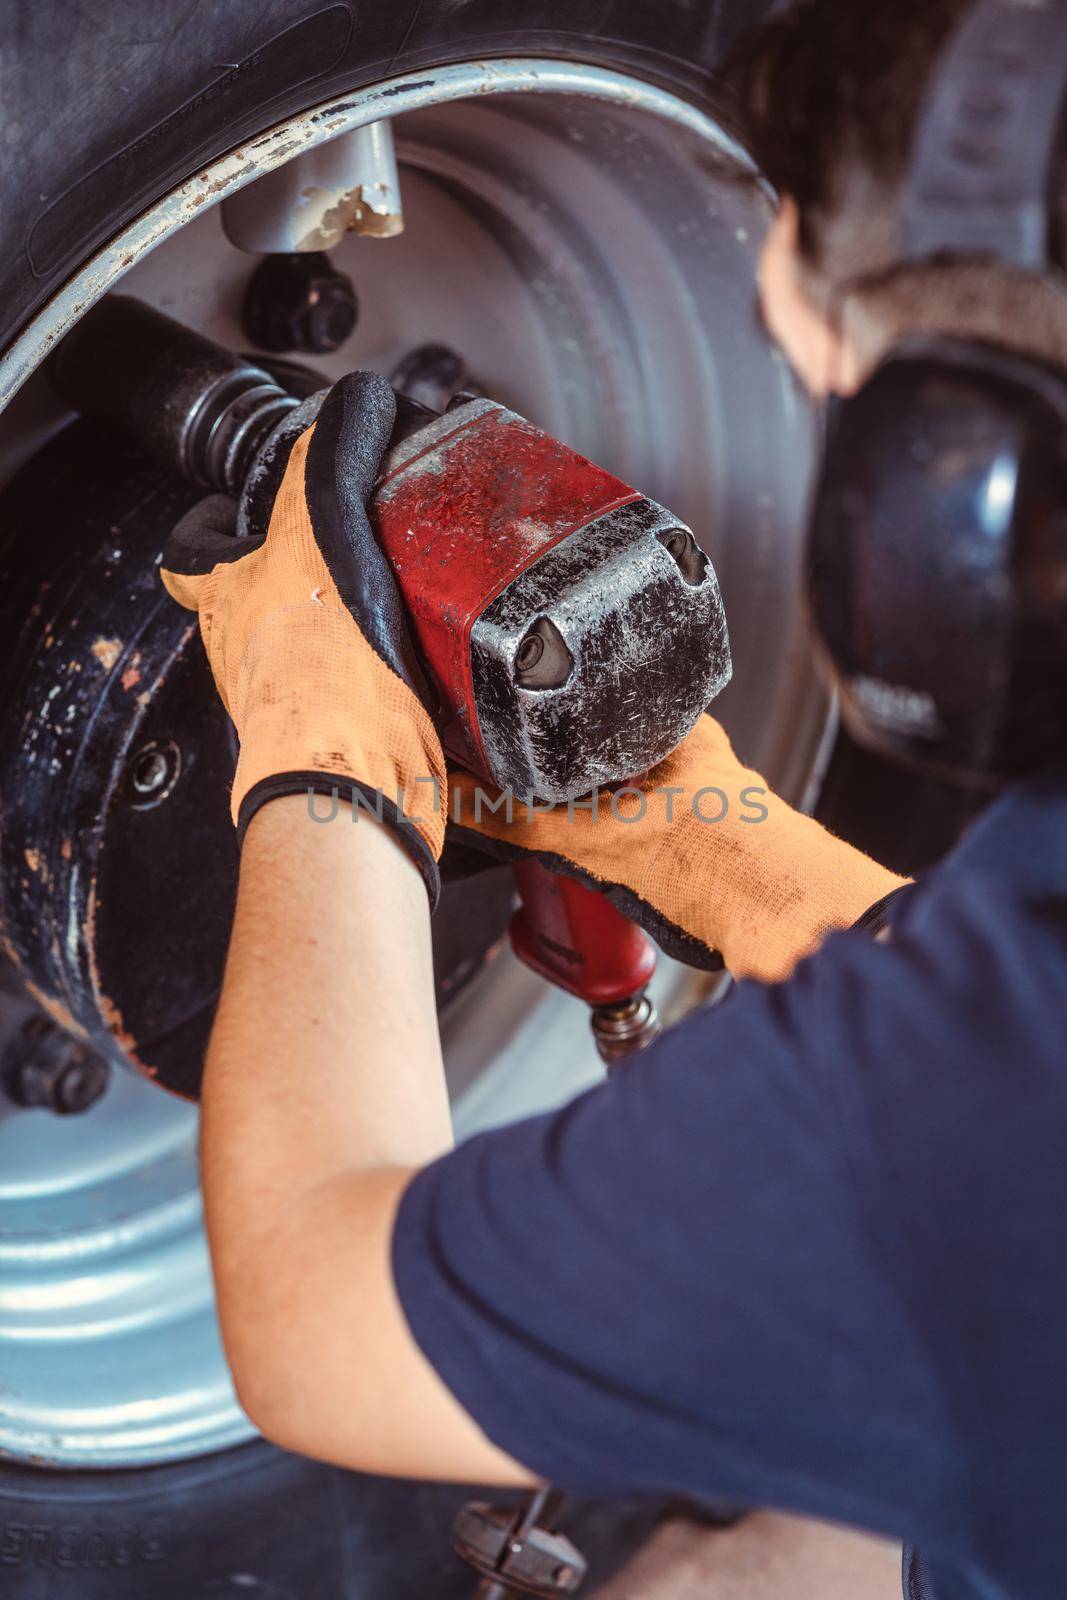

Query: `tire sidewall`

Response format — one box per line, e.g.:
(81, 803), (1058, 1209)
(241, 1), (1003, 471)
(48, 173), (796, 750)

(2, 0), (773, 356)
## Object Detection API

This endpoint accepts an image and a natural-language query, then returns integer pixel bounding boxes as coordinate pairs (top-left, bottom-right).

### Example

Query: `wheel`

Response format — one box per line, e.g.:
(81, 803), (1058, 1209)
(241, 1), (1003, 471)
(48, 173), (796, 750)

(1, 2), (823, 1592)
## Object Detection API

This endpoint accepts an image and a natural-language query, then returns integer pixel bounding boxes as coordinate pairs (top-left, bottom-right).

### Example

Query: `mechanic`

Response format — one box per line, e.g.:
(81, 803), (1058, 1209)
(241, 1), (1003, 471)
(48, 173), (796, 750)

(161, 3), (1067, 1598)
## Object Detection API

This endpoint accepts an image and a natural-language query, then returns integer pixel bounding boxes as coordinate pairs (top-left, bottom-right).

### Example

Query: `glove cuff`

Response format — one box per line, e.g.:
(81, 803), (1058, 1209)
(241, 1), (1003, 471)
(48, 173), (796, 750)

(851, 884), (913, 939)
(222, 598), (448, 892)
(237, 772), (442, 910)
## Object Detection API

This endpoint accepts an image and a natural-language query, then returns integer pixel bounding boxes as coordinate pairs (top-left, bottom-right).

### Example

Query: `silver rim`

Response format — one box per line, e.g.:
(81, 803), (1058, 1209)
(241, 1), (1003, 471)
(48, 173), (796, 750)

(0, 58), (825, 1467)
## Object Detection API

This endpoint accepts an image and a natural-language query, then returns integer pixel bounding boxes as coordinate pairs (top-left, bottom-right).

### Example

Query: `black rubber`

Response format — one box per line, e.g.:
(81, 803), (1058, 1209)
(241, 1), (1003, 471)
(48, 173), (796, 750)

(1, 0), (776, 1587)
(0, 1443), (664, 1598)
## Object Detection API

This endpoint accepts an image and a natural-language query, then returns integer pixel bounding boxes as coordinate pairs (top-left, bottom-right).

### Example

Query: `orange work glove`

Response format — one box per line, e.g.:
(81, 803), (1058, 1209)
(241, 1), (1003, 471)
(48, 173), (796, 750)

(161, 372), (446, 905)
(449, 716), (909, 984)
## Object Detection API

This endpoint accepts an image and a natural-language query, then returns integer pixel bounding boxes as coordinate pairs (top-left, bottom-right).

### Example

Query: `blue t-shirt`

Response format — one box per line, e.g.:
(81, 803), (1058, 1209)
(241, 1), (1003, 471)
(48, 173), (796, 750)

(392, 772), (1067, 1600)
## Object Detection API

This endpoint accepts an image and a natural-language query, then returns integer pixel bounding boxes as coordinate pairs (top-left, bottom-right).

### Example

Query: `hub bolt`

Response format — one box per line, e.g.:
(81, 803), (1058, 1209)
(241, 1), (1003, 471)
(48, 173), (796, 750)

(242, 252), (359, 355)
(390, 342), (483, 413)
(3, 1015), (110, 1115)
(129, 738), (181, 806)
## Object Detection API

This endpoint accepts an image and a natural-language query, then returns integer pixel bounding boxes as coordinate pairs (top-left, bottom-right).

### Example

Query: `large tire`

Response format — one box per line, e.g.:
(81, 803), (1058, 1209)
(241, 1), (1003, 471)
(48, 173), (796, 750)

(2, 0), (771, 355)
(0, 3), (773, 1592)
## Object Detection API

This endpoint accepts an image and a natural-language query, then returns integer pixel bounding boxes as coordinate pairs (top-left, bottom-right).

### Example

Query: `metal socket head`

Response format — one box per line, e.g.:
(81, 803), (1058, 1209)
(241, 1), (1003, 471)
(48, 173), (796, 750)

(470, 498), (732, 801)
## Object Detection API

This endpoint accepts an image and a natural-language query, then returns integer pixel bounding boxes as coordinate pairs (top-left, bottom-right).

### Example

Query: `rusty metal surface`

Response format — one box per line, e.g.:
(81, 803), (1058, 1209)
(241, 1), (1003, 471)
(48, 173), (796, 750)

(0, 428), (223, 1093)
(0, 420), (516, 1099)
(222, 120), (406, 252)
(474, 495), (730, 800)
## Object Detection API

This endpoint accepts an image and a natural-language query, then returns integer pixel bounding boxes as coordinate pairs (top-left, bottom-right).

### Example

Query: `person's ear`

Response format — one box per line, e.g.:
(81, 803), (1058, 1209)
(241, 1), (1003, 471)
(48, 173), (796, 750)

(757, 198), (856, 397)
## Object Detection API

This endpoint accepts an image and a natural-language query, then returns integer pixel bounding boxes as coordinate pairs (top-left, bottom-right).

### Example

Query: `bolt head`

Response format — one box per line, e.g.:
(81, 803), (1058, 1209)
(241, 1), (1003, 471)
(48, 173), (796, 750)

(53, 1053), (111, 1113)
(242, 253), (359, 355)
(592, 994), (662, 1066)
(3, 1016), (111, 1115)
(128, 738), (181, 807)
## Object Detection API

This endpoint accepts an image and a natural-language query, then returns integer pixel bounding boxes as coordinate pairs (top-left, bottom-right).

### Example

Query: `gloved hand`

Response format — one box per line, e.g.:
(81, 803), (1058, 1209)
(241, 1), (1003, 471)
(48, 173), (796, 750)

(449, 716), (909, 983)
(161, 371), (446, 905)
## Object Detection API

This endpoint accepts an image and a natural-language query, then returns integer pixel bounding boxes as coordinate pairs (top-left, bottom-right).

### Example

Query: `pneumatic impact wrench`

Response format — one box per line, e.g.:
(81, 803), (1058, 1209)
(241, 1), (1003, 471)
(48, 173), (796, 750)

(51, 294), (732, 1068)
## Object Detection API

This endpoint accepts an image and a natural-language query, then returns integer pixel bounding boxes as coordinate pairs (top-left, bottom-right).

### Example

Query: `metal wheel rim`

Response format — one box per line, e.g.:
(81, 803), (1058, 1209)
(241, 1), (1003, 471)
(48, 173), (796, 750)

(0, 58), (826, 1467)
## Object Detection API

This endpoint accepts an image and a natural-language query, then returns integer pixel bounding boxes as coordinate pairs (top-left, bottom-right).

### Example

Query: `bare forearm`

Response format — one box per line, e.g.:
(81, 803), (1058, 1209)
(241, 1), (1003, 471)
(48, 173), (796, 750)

(200, 795), (454, 1446)
(203, 793), (450, 1178)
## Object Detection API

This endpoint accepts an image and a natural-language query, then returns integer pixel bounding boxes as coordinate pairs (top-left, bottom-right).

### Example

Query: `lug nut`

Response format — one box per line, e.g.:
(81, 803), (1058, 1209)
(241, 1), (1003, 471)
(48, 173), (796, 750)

(390, 342), (484, 413)
(3, 1015), (110, 1114)
(242, 252), (359, 355)
(129, 738), (181, 806)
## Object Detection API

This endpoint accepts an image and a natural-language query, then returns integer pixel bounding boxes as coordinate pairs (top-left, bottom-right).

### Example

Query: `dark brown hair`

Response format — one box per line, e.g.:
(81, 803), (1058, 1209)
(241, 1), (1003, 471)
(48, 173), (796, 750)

(725, 0), (970, 265)
(723, 0), (1067, 371)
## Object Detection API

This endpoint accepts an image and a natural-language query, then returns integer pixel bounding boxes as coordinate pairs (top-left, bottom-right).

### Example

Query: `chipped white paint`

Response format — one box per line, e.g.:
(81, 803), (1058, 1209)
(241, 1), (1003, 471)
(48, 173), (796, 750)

(221, 119), (405, 252)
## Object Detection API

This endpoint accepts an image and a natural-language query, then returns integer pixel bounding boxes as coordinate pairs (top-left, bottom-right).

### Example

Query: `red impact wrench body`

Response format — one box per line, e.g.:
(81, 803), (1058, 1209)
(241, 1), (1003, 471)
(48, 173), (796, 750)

(371, 396), (729, 1061)
(509, 860), (660, 1060)
(54, 299), (724, 1060)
